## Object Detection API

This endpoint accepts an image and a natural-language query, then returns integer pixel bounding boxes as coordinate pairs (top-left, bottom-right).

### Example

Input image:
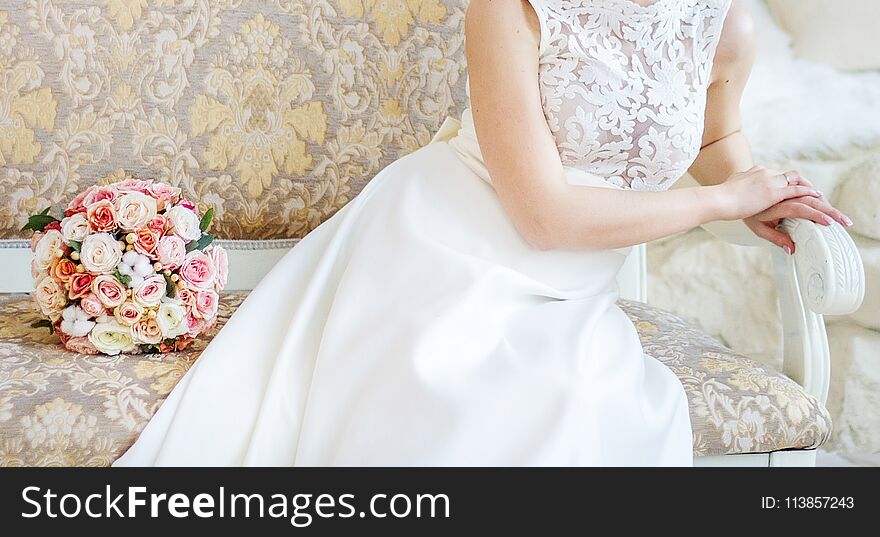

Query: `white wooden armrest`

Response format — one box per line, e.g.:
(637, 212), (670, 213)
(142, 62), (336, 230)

(701, 218), (866, 403)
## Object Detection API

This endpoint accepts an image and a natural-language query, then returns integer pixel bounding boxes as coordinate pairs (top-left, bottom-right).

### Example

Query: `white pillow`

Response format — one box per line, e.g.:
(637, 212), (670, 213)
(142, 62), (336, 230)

(833, 153), (880, 241)
(766, 0), (880, 70)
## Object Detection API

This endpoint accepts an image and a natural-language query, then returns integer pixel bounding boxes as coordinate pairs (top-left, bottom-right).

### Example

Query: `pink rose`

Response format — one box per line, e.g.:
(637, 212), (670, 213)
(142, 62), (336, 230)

(133, 274), (167, 307)
(193, 289), (219, 320)
(79, 293), (105, 317)
(177, 198), (197, 211)
(30, 231), (44, 252)
(82, 185), (119, 208)
(186, 313), (206, 337)
(115, 178), (153, 194)
(68, 272), (94, 300)
(67, 185), (97, 212)
(148, 182), (181, 205)
(147, 215), (168, 235)
(86, 199), (117, 232)
(179, 250), (216, 290)
(207, 246), (228, 291)
(133, 228), (160, 257)
(156, 235), (186, 270)
(63, 336), (101, 355)
(92, 274), (127, 308)
(114, 300), (144, 326)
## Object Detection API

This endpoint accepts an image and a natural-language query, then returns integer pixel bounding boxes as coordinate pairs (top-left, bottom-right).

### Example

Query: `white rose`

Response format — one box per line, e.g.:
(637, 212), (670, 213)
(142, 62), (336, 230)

(156, 301), (188, 338)
(60, 213), (90, 242)
(165, 205), (201, 242)
(33, 275), (67, 319)
(60, 305), (96, 337)
(88, 321), (137, 355)
(114, 192), (157, 232)
(33, 229), (65, 271)
(80, 233), (123, 273)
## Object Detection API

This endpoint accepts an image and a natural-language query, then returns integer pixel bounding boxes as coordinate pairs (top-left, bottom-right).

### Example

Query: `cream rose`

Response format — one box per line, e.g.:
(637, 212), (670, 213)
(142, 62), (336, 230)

(133, 275), (167, 307)
(156, 301), (188, 338)
(33, 229), (65, 272)
(33, 275), (67, 318)
(114, 192), (158, 232)
(156, 235), (186, 270)
(165, 205), (201, 242)
(88, 321), (136, 355)
(131, 317), (163, 345)
(60, 213), (89, 242)
(80, 233), (123, 273)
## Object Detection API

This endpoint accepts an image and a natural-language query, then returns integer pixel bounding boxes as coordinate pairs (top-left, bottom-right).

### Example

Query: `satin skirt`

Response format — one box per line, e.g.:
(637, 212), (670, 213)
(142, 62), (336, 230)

(114, 138), (693, 466)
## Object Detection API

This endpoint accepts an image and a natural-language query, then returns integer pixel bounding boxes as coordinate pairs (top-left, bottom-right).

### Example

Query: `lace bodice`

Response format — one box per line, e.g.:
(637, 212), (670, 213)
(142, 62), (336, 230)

(527, 0), (732, 191)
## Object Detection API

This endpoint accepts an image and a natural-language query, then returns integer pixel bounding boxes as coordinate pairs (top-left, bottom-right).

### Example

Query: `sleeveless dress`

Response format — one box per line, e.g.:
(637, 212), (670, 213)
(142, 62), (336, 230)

(116, 0), (732, 466)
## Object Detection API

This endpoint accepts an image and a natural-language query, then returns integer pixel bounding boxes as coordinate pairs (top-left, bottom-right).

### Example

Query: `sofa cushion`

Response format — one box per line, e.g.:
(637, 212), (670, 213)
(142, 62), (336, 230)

(0, 292), (830, 466)
(0, 1), (468, 241)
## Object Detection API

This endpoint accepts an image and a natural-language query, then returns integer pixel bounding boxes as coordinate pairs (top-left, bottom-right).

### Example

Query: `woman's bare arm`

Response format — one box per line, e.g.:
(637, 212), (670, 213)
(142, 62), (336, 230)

(688, 0), (850, 253)
(466, 0), (819, 251)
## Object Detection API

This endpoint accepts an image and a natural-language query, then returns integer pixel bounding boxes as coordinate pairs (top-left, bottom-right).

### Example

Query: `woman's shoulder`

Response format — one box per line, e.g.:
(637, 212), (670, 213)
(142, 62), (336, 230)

(712, 0), (757, 80)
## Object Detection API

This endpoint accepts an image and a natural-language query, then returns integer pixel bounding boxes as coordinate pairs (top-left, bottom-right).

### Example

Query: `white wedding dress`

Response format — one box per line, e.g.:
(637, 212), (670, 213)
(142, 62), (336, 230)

(116, 0), (732, 466)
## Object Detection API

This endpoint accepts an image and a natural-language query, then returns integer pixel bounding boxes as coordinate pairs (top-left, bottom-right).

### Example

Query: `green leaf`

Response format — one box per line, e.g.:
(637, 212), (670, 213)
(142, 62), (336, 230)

(68, 240), (81, 253)
(31, 319), (54, 334)
(163, 272), (177, 298)
(113, 268), (132, 287)
(199, 207), (215, 232)
(185, 233), (215, 252)
(20, 210), (59, 232)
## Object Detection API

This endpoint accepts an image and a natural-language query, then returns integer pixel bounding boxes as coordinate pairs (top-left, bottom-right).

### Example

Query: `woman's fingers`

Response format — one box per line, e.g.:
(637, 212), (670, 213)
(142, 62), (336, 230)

(793, 194), (853, 227)
(780, 184), (821, 201)
(753, 221), (796, 254)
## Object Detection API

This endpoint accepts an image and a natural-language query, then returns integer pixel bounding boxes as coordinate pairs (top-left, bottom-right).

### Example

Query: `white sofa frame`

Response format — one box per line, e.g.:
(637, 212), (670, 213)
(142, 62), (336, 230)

(0, 208), (862, 467)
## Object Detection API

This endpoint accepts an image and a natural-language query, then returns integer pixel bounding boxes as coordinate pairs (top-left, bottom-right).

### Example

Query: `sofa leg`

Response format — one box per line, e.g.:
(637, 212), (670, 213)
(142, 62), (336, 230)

(769, 450), (817, 467)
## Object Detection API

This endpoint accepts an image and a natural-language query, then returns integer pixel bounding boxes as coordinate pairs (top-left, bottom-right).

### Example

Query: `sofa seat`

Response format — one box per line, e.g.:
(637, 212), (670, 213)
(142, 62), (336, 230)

(0, 292), (830, 466)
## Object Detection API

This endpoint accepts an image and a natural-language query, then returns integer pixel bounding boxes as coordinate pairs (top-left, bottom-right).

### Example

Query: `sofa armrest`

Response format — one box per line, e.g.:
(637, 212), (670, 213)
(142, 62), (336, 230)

(701, 218), (866, 403)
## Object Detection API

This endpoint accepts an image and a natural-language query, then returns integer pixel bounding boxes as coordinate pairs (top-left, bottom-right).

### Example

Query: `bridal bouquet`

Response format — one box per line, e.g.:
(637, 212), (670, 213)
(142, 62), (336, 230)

(23, 176), (228, 355)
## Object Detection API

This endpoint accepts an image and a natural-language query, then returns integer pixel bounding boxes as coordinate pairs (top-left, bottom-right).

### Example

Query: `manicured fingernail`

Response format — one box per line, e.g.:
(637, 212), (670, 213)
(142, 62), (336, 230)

(844, 216), (854, 226)
(783, 245), (792, 255)
(817, 190), (824, 197)
(823, 215), (834, 225)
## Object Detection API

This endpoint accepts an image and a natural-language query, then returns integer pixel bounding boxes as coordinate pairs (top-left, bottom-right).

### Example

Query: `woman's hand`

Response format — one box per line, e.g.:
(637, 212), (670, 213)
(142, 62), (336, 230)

(740, 171), (853, 254)
(712, 165), (822, 221)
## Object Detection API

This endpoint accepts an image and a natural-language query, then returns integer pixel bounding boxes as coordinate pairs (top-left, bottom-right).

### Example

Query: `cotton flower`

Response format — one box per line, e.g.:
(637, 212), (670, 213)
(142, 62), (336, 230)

(60, 305), (96, 337)
(116, 250), (154, 288)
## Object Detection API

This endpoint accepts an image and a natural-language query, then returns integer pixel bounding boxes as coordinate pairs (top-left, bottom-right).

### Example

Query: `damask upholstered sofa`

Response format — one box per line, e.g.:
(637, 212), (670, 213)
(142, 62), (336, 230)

(0, 0), (861, 466)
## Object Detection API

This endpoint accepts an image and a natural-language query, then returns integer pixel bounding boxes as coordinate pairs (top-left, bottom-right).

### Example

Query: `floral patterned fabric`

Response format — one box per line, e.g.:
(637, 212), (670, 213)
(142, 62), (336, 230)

(0, 0), (467, 240)
(0, 291), (830, 466)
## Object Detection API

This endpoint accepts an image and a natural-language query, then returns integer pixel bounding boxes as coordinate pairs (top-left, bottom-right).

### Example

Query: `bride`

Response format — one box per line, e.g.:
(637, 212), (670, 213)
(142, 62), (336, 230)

(116, 0), (850, 466)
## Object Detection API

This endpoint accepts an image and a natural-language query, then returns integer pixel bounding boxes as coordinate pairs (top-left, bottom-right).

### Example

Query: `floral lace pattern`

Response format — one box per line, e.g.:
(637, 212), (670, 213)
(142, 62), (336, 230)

(529, 0), (732, 190)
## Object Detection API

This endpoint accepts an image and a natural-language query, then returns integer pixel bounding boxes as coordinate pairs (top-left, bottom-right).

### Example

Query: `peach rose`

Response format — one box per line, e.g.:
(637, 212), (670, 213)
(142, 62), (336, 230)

(30, 231), (44, 253)
(114, 300), (144, 326)
(31, 258), (43, 280)
(159, 336), (194, 353)
(33, 229), (65, 272)
(165, 205), (201, 242)
(155, 235), (186, 270)
(179, 250), (215, 290)
(207, 246), (228, 291)
(147, 214), (168, 235)
(86, 199), (117, 232)
(60, 212), (90, 242)
(68, 272), (94, 300)
(92, 274), (127, 308)
(63, 336), (101, 355)
(82, 186), (119, 208)
(80, 233), (123, 273)
(115, 192), (158, 232)
(67, 185), (98, 212)
(131, 317), (163, 345)
(133, 274), (167, 307)
(51, 257), (77, 283)
(79, 293), (105, 317)
(133, 228), (160, 257)
(175, 285), (196, 306)
(33, 275), (67, 318)
(193, 289), (219, 320)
